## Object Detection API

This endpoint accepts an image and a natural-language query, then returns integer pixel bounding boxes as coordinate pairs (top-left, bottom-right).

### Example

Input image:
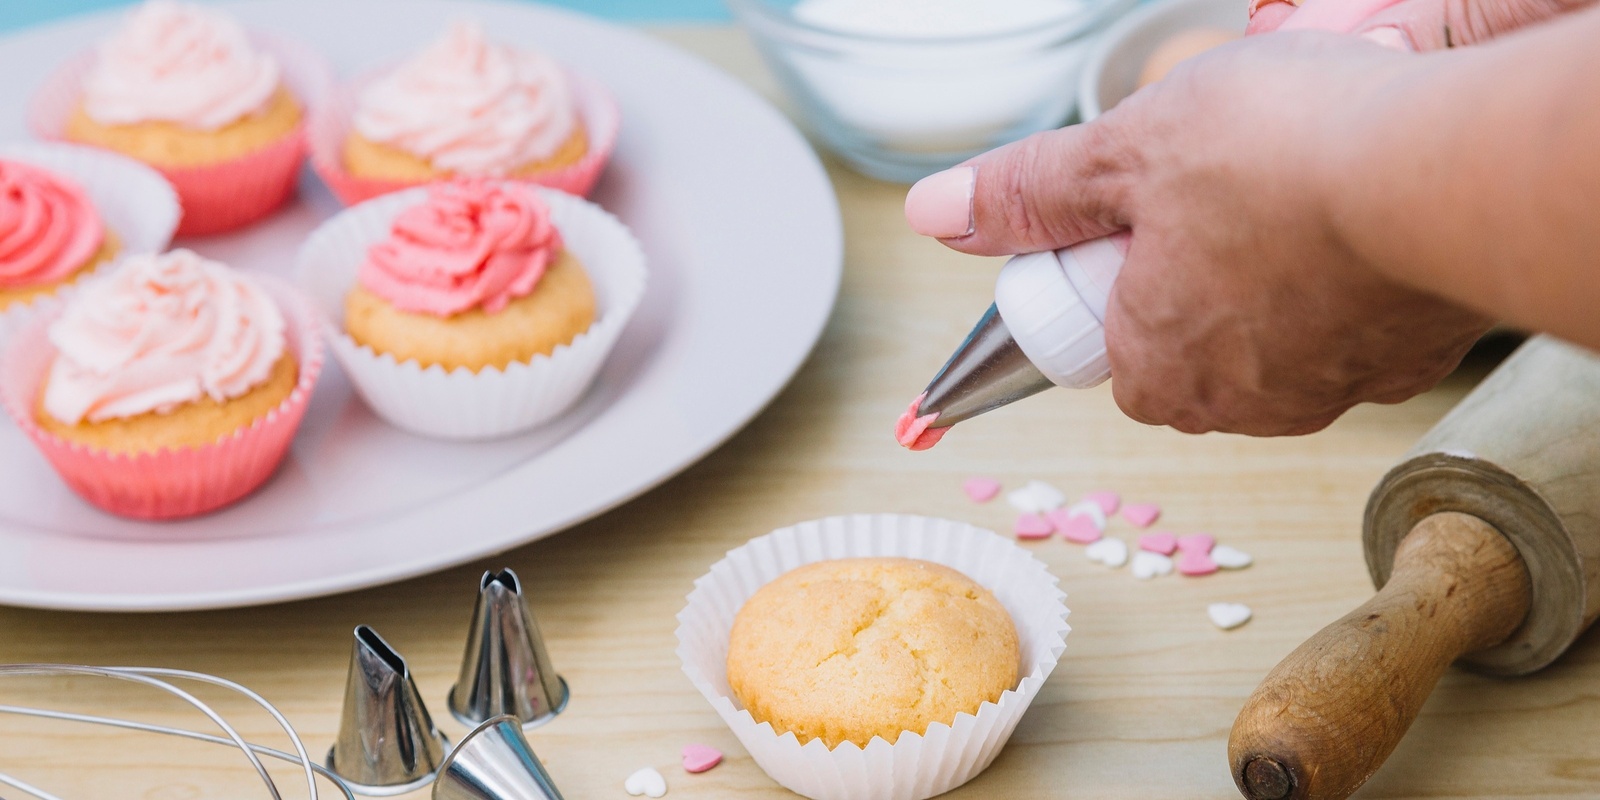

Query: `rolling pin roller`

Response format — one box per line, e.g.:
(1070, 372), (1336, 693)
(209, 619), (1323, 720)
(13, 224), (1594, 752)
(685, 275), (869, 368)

(1229, 335), (1600, 800)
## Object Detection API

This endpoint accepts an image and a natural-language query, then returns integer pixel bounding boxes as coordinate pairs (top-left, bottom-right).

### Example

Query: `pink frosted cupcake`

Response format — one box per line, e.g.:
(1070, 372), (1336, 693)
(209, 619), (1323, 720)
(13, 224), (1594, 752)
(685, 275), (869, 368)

(310, 22), (618, 205)
(31, 1), (330, 235)
(0, 249), (323, 519)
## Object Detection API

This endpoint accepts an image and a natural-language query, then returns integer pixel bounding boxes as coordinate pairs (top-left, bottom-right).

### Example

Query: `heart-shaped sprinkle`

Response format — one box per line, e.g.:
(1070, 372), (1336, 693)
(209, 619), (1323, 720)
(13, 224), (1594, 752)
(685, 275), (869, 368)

(1085, 537), (1128, 567)
(1122, 503), (1161, 528)
(1008, 480), (1066, 514)
(1208, 602), (1252, 630)
(626, 767), (667, 797)
(1064, 500), (1108, 530)
(1014, 513), (1055, 540)
(1083, 490), (1121, 515)
(1131, 551), (1173, 579)
(962, 477), (1002, 503)
(1055, 512), (1103, 544)
(1177, 550), (1218, 576)
(1211, 545), (1253, 569)
(1137, 533), (1177, 555)
(1176, 533), (1215, 554)
(682, 744), (722, 774)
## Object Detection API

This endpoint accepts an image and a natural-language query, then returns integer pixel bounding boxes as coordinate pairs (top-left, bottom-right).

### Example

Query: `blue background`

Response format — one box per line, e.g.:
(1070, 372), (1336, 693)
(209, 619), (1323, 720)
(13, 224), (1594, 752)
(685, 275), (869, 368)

(0, 0), (732, 31)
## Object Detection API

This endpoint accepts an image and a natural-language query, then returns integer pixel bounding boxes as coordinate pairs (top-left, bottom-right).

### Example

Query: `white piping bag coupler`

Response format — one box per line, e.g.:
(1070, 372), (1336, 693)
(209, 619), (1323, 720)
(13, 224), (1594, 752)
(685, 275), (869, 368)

(896, 234), (1126, 450)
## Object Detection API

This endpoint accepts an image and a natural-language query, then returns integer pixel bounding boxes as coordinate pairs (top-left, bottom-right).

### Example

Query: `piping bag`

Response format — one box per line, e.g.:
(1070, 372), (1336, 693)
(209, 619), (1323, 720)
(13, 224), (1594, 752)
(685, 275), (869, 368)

(897, 0), (1408, 451)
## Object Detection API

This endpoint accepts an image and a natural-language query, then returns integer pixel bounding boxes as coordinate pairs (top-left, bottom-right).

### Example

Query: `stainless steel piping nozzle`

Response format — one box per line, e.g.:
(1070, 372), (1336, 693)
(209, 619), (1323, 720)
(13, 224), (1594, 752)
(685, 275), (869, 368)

(433, 715), (566, 800)
(448, 568), (569, 729)
(327, 625), (450, 796)
(918, 303), (1054, 429)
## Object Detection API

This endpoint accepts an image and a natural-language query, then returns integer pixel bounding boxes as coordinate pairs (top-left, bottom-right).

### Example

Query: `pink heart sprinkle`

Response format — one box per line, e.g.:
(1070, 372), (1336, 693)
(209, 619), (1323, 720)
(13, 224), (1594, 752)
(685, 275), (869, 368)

(1138, 533), (1177, 555)
(1054, 512), (1103, 544)
(963, 477), (1002, 503)
(1123, 503), (1161, 528)
(1177, 550), (1218, 576)
(1084, 491), (1121, 515)
(1177, 533), (1215, 554)
(1015, 513), (1055, 540)
(682, 743), (723, 774)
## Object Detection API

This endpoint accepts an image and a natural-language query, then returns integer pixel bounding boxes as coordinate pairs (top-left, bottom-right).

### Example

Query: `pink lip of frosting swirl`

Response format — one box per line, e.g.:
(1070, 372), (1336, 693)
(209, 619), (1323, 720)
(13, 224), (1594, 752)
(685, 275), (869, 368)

(359, 181), (564, 317)
(0, 160), (105, 290)
(895, 392), (948, 451)
(81, 0), (281, 131)
(42, 248), (287, 425)
(352, 21), (578, 175)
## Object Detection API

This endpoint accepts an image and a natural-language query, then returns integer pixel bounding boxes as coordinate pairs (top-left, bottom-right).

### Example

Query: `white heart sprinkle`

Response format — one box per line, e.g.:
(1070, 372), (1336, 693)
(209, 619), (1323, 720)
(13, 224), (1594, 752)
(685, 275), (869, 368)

(1211, 545), (1253, 569)
(1084, 537), (1128, 568)
(1208, 602), (1252, 630)
(1007, 480), (1066, 514)
(1064, 500), (1108, 531)
(625, 767), (667, 798)
(1131, 551), (1173, 580)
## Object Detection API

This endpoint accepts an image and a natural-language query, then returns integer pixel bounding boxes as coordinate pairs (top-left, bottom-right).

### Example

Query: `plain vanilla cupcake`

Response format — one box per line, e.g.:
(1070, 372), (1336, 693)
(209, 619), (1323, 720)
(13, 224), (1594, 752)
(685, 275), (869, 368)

(344, 22), (586, 183)
(344, 180), (596, 371)
(38, 0), (323, 235)
(0, 160), (120, 311)
(726, 557), (1021, 748)
(1, 248), (323, 518)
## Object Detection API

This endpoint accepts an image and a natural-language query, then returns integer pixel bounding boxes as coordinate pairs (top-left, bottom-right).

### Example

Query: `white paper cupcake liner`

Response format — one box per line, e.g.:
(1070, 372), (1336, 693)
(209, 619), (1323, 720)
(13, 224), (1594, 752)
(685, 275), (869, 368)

(295, 185), (647, 439)
(0, 141), (181, 340)
(676, 514), (1071, 800)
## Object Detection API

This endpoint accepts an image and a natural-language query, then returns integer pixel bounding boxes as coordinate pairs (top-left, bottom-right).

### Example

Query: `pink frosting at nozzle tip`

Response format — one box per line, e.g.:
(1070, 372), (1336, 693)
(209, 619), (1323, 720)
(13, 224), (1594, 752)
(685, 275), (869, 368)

(895, 392), (949, 451)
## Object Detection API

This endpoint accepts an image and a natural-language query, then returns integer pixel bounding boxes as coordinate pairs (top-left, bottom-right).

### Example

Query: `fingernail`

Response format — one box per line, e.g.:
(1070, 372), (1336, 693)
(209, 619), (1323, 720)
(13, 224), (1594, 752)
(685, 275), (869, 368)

(905, 166), (976, 239)
(1361, 25), (1413, 50)
(1246, 0), (1292, 19)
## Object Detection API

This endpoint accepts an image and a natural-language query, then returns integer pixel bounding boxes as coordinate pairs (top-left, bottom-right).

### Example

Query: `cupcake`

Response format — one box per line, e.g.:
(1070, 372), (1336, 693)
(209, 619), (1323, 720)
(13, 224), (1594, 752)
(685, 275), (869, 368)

(727, 557), (1021, 749)
(0, 249), (324, 519)
(296, 180), (645, 440)
(0, 160), (121, 313)
(677, 515), (1070, 800)
(33, 1), (328, 235)
(310, 22), (619, 205)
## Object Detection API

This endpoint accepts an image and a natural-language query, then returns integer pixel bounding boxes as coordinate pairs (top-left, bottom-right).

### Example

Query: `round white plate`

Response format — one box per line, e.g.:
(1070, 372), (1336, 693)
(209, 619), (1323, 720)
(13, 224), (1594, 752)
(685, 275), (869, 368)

(0, 0), (842, 611)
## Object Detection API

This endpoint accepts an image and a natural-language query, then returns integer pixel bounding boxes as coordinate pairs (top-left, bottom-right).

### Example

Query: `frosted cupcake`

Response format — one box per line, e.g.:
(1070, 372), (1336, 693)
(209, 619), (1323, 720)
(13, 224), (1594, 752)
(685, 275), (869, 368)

(0, 160), (120, 312)
(0, 249), (324, 519)
(310, 22), (618, 205)
(34, 1), (328, 235)
(296, 180), (645, 439)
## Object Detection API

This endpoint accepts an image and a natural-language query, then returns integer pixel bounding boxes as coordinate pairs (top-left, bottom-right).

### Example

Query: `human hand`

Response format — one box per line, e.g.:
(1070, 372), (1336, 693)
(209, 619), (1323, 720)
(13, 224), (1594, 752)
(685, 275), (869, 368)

(903, 33), (1493, 435)
(1247, 0), (1591, 49)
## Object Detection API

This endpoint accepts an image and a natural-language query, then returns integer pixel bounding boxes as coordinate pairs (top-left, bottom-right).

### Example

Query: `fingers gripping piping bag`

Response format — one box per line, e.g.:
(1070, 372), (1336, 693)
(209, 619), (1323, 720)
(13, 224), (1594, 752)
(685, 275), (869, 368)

(896, 0), (1406, 450)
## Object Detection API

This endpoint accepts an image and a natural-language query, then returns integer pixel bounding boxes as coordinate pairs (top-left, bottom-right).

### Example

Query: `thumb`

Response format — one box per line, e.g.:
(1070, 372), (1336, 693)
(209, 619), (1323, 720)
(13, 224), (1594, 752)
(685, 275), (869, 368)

(1350, 0), (1594, 49)
(904, 124), (1127, 257)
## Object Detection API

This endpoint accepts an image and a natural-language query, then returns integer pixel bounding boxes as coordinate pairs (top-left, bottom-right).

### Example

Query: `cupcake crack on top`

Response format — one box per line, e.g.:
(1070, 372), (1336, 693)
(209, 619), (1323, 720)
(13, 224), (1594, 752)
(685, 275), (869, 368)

(63, 0), (302, 168)
(343, 180), (597, 372)
(0, 159), (120, 310)
(343, 21), (588, 181)
(726, 557), (1021, 749)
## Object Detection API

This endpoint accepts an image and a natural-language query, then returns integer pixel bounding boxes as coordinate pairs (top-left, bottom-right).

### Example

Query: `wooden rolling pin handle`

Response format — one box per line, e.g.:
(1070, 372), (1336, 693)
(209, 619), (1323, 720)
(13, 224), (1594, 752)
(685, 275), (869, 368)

(1228, 512), (1532, 800)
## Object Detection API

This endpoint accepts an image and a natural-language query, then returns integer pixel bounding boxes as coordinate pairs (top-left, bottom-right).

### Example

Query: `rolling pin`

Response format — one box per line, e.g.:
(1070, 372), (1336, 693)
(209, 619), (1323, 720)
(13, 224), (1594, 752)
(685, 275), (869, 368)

(1229, 335), (1600, 800)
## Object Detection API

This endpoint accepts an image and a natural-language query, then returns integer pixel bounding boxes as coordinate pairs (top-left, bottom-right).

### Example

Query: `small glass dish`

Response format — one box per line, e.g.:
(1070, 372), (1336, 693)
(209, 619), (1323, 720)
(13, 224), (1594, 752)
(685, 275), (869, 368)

(730, 0), (1136, 183)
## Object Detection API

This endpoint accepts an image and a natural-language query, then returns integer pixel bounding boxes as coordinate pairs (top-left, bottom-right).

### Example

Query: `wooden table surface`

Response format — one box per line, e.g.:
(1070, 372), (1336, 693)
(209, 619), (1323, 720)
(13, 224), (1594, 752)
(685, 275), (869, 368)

(2, 25), (1597, 800)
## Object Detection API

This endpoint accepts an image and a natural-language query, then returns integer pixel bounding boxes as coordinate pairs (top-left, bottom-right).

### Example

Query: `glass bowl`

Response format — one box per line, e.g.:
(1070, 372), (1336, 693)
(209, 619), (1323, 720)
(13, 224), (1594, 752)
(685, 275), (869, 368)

(729, 0), (1136, 183)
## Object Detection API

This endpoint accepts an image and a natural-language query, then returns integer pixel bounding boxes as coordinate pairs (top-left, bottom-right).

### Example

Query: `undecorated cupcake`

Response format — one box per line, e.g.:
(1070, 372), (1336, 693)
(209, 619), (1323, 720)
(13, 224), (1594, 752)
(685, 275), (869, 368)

(33, 1), (328, 235)
(677, 514), (1071, 800)
(0, 249), (324, 519)
(296, 180), (644, 439)
(310, 22), (619, 205)
(0, 143), (179, 324)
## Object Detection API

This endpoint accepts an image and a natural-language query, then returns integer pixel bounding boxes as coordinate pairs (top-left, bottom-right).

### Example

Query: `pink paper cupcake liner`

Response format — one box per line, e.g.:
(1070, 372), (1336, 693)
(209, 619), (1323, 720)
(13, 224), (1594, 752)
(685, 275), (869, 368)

(308, 68), (619, 206)
(29, 33), (333, 237)
(0, 278), (325, 520)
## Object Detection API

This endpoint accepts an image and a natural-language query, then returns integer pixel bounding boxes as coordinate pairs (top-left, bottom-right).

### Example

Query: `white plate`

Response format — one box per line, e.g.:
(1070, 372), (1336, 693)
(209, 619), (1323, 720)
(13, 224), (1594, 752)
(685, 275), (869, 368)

(0, 0), (842, 611)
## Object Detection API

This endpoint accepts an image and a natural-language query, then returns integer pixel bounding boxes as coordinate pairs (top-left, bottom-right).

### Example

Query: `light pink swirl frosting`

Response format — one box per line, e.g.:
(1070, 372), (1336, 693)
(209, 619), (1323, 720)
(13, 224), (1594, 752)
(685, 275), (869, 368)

(43, 249), (287, 425)
(359, 181), (563, 317)
(82, 0), (281, 131)
(0, 160), (105, 290)
(353, 22), (578, 175)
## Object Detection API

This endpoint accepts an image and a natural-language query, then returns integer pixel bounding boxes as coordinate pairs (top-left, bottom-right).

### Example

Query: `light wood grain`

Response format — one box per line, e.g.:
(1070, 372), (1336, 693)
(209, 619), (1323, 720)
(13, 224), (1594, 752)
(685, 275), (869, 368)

(0, 26), (1597, 800)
